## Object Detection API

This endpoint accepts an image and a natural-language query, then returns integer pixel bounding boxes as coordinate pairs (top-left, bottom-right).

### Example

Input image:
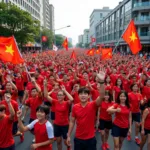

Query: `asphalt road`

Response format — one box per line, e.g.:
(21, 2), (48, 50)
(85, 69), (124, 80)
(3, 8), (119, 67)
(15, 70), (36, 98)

(14, 113), (147, 150)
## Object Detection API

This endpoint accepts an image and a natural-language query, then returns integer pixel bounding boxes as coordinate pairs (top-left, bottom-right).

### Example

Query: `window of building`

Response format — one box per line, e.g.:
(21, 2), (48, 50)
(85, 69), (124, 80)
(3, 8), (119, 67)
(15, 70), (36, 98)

(140, 27), (149, 36)
(141, 12), (149, 20)
(125, 0), (131, 13)
(100, 13), (103, 18)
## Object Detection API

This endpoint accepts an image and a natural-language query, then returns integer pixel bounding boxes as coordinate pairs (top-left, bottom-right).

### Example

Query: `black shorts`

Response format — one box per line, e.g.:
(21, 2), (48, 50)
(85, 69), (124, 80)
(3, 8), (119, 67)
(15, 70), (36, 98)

(54, 124), (69, 139)
(24, 82), (28, 87)
(0, 144), (15, 150)
(74, 137), (96, 150)
(112, 124), (128, 138)
(99, 119), (112, 130)
(44, 101), (52, 107)
(51, 111), (55, 120)
(144, 128), (150, 136)
(132, 112), (141, 123)
(18, 90), (24, 97)
(12, 121), (18, 135)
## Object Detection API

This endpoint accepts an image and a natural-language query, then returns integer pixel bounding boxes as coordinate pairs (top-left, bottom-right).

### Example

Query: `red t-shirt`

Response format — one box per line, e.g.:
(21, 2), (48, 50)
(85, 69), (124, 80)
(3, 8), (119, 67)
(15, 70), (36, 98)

(0, 115), (14, 148)
(72, 101), (98, 140)
(128, 92), (143, 113)
(52, 99), (70, 126)
(36, 75), (44, 88)
(113, 86), (121, 100)
(22, 71), (28, 83)
(1, 90), (18, 101)
(100, 101), (114, 121)
(105, 84), (113, 93)
(0, 100), (18, 122)
(79, 78), (87, 87)
(91, 89), (99, 101)
(25, 96), (43, 119)
(72, 92), (80, 104)
(113, 104), (130, 128)
(142, 86), (150, 100)
(27, 120), (54, 150)
(15, 77), (24, 91)
(144, 108), (150, 130)
(59, 81), (73, 93)
(110, 74), (119, 86)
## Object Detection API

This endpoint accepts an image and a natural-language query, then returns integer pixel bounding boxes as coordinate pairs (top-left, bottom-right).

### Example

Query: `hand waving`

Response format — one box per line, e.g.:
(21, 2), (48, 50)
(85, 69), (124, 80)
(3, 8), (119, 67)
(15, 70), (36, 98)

(97, 67), (106, 81)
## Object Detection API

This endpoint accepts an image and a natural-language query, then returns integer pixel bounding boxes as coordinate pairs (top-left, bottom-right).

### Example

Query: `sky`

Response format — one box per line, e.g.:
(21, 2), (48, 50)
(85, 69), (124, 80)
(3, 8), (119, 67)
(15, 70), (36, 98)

(50, 0), (121, 45)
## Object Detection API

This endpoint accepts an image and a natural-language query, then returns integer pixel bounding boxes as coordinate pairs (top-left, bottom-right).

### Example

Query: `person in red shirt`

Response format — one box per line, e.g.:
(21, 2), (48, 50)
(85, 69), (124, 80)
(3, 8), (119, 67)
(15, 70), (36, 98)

(140, 100), (150, 150)
(23, 78), (43, 128)
(113, 78), (123, 101)
(66, 68), (106, 150)
(17, 105), (54, 150)
(98, 90), (114, 150)
(0, 92), (24, 142)
(128, 83), (144, 144)
(14, 72), (24, 103)
(104, 75), (113, 93)
(0, 92), (15, 150)
(107, 91), (132, 150)
(44, 80), (74, 150)
(71, 84), (80, 105)
(142, 79), (150, 101)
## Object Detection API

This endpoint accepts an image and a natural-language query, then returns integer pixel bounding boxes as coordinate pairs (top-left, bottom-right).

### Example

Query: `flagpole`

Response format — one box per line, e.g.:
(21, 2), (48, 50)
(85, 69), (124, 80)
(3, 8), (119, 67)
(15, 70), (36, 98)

(13, 36), (31, 81)
(112, 19), (132, 54)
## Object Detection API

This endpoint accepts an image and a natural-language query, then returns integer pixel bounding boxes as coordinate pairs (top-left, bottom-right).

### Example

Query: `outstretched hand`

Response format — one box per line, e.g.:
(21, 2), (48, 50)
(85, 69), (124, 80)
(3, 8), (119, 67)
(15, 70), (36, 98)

(97, 67), (106, 81)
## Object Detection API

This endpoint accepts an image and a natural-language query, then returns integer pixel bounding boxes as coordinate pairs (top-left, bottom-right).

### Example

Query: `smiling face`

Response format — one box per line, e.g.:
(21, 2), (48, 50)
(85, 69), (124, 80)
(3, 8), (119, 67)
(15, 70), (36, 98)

(78, 88), (90, 103)
(57, 91), (65, 101)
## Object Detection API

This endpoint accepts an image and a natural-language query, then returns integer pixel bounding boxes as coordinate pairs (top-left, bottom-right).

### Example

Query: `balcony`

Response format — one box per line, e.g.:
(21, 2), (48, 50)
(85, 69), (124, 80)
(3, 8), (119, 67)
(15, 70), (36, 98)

(134, 16), (150, 25)
(133, 2), (150, 11)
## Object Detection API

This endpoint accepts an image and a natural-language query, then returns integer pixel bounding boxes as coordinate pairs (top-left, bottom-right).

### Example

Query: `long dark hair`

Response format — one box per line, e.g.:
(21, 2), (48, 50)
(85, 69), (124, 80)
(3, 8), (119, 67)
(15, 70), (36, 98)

(115, 78), (123, 90)
(104, 90), (113, 103)
(116, 90), (130, 108)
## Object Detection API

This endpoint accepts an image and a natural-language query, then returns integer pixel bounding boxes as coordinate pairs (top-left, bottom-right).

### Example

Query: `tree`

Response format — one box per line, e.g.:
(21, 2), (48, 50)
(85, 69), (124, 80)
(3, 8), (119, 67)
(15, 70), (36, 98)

(0, 2), (40, 47)
(84, 43), (90, 48)
(55, 35), (64, 46)
(35, 28), (54, 49)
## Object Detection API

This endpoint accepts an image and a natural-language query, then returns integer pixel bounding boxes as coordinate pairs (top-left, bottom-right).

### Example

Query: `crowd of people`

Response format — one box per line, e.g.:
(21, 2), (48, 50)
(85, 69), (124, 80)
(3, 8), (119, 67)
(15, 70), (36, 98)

(0, 50), (150, 150)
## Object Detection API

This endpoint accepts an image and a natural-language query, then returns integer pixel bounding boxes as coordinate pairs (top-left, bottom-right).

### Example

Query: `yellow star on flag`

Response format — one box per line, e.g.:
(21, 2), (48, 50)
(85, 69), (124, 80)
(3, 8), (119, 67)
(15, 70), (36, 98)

(5, 45), (14, 56)
(108, 52), (111, 56)
(90, 51), (92, 54)
(129, 32), (138, 42)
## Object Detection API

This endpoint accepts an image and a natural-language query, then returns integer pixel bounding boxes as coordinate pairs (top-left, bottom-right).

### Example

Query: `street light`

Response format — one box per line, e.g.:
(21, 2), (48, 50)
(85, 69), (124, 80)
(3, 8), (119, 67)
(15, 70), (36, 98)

(54, 25), (71, 45)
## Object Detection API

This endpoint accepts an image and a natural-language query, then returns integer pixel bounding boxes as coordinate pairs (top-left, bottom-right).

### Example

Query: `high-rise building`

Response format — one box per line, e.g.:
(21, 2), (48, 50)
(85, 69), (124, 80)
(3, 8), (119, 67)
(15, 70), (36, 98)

(78, 35), (83, 43)
(49, 4), (54, 31)
(95, 0), (150, 52)
(89, 7), (112, 45)
(83, 29), (90, 45)
(0, 0), (55, 31)
(68, 38), (73, 45)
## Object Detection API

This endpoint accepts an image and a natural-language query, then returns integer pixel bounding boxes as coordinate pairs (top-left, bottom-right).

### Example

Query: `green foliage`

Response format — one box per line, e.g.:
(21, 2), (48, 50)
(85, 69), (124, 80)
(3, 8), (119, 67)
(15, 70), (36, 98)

(55, 35), (64, 46)
(35, 28), (54, 49)
(0, 2), (40, 47)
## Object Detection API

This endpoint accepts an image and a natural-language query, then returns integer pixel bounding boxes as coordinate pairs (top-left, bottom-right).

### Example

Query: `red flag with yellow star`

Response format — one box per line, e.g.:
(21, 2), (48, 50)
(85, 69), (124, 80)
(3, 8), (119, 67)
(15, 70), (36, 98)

(122, 20), (142, 54)
(101, 48), (112, 60)
(62, 38), (68, 51)
(0, 36), (24, 64)
(87, 48), (95, 56)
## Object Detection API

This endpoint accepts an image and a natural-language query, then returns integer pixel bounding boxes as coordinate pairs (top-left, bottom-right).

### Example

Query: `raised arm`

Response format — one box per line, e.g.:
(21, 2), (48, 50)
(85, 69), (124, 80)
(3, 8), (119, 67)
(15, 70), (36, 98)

(61, 85), (74, 102)
(96, 67), (106, 106)
(31, 78), (41, 93)
(43, 79), (53, 103)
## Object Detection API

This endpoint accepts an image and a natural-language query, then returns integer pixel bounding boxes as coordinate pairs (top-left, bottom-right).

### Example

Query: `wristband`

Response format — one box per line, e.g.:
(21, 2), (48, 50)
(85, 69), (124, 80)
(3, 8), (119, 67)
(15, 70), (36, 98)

(99, 81), (105, 84)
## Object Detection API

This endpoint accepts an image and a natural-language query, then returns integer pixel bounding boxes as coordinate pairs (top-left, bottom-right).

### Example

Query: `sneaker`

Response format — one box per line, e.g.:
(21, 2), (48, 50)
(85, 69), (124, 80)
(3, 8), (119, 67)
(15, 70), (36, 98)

(20, 133), (24, 142)
(67, 147), (72, 150)
(127, 135), (131, 141)
(102, 144), (106, 150)
(105, 143), (110, 149)
(54, 137), (56, 141)
(135, 138), (141, 145)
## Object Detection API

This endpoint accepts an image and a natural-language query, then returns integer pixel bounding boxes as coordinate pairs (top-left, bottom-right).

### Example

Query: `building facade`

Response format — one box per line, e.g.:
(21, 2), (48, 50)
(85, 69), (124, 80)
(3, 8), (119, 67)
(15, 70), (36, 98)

(89, 7), (112, 45)
(95, 0), (150, 52)
(78, 35), (83, 43)
(0, 0), (55, 31)
(83, 29), (90, 45)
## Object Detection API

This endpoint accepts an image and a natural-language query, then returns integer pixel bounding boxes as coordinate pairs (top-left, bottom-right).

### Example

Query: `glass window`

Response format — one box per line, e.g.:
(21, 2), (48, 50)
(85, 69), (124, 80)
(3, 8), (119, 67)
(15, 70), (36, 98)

(100, 13), (103, 18)
(125, 1), (131, 13)
(140, 27), (148, 36)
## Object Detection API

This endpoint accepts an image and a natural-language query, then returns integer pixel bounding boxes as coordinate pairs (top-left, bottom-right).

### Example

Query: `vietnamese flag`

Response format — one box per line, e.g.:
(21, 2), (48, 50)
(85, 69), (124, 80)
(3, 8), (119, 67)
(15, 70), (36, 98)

(102, 48), (112, 60)
(96, 45), (102, 54)
(0, 36), (24, 64)
(62, 38), (68, 51)
(70, 50), (76, 60)
(122, 20), (142, 54)
(87, 48), (95, 56)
